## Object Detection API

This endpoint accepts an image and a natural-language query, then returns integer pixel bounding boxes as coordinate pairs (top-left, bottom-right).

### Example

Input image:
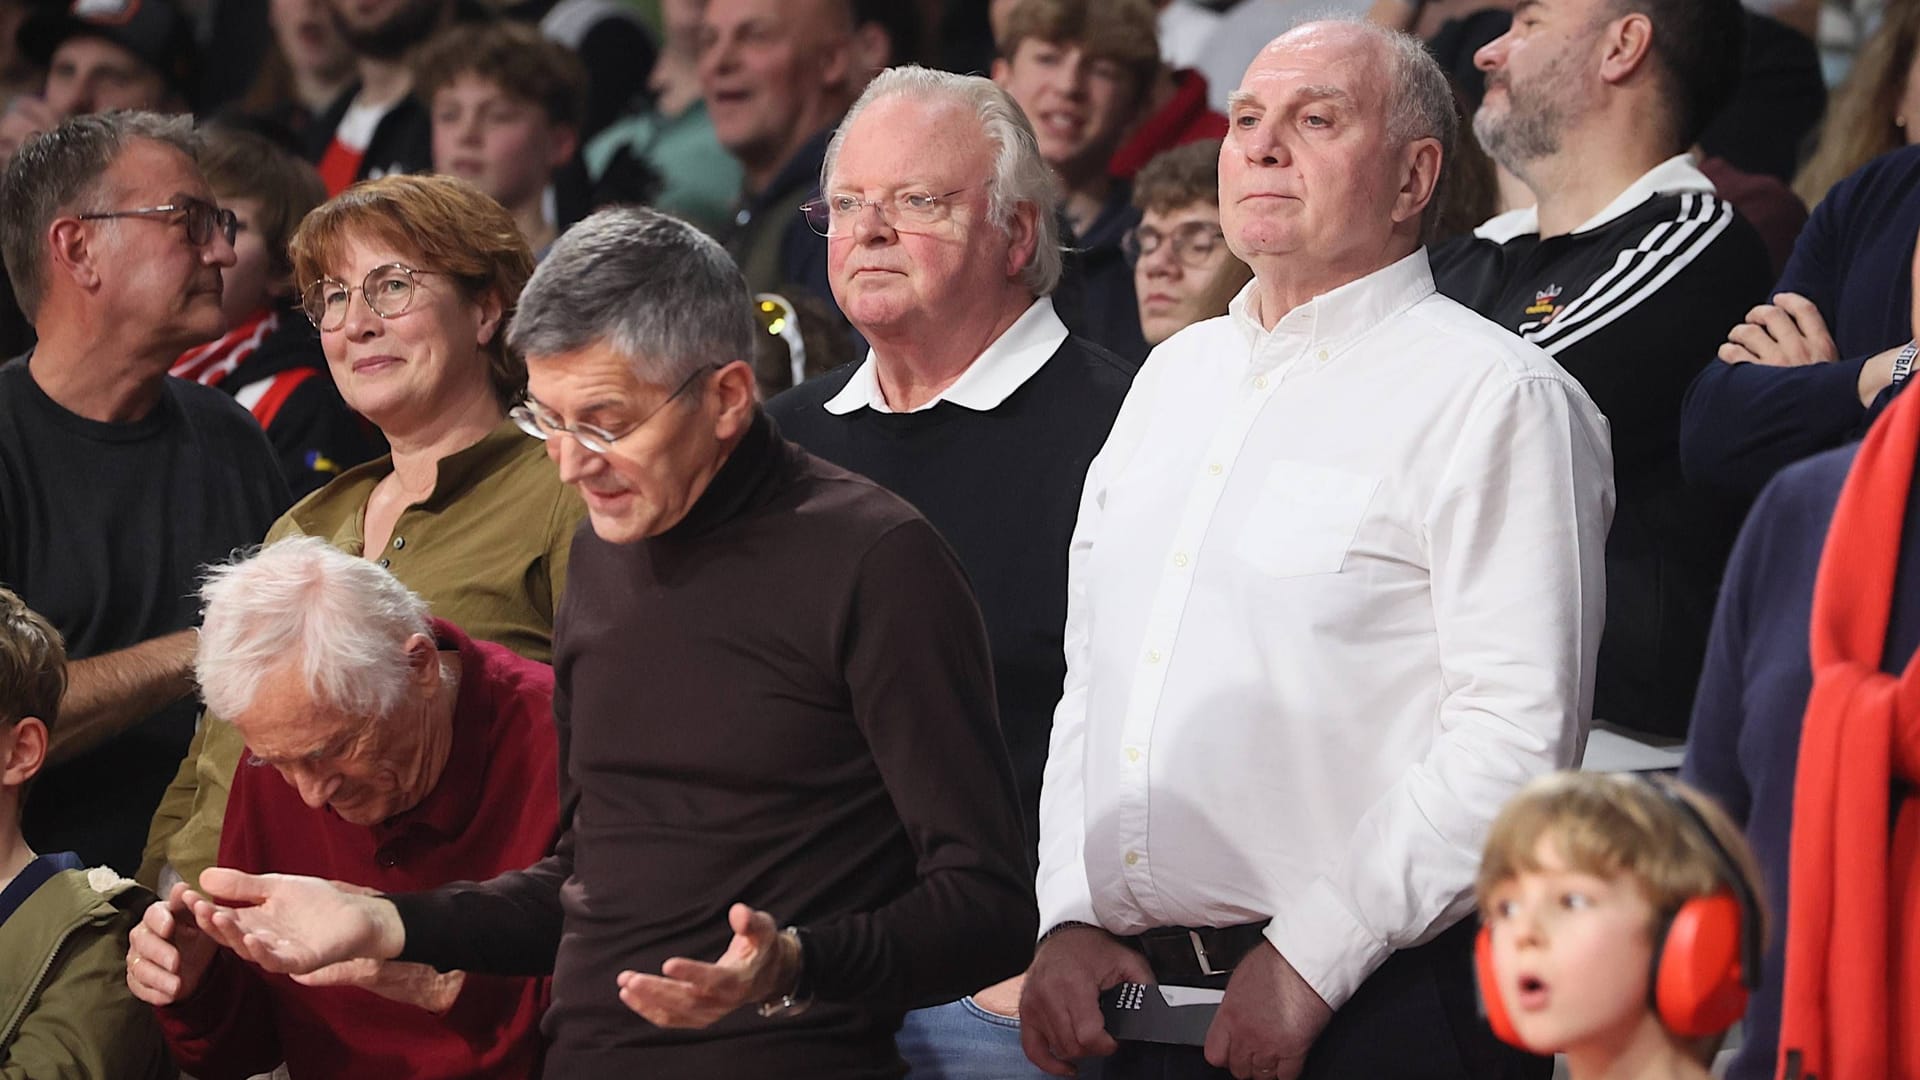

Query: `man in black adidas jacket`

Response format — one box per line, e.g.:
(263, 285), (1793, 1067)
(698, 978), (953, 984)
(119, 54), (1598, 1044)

(1429, 0), (1772, 737)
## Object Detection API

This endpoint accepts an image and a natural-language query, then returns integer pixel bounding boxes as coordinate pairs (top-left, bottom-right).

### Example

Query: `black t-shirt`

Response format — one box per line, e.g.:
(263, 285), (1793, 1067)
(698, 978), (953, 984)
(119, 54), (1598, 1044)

(0, 358), (289, 873)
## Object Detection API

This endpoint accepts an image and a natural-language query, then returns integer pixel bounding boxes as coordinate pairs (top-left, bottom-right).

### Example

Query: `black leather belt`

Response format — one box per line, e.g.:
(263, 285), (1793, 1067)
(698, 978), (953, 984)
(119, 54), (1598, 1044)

(1128, 920), (1272, 983)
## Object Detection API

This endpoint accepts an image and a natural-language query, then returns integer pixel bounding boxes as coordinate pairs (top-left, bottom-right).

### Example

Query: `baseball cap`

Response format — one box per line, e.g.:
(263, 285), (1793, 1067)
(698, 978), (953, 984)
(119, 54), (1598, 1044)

(18, 0), (200, 106)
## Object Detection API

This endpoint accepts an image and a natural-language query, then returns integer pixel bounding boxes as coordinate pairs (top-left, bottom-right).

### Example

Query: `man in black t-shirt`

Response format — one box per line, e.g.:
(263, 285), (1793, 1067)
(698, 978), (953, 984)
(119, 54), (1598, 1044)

(1428, 0), (1771, 737)
(0, 112), (288, 874)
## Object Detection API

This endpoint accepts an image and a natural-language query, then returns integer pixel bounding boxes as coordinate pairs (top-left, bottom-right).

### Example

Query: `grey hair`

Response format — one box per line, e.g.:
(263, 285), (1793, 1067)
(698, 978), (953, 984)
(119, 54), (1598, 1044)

(822, 65), (1064, 296)
(195, 536), (433, 722)
(0, 111), (200, 321)
(508, 206), (755, 388)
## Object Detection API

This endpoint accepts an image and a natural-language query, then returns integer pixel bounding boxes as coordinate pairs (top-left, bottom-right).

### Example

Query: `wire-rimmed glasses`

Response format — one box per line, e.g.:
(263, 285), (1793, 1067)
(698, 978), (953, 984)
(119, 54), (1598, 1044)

(509, 366), (717, 455)
(799, 186), (978, 237)
(300, 264), (443, 333)
(1123, 220), (1229, 269)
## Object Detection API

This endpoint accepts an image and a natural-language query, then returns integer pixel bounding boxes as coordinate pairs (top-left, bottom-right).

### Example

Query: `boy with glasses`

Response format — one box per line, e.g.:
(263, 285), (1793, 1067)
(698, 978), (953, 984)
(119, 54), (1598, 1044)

(1126, 139), (1251, 347)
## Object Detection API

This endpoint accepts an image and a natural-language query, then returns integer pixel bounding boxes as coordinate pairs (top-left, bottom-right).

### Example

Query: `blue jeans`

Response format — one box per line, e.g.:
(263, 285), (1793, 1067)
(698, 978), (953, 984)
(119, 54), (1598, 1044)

(898, 997), (1073, 1079)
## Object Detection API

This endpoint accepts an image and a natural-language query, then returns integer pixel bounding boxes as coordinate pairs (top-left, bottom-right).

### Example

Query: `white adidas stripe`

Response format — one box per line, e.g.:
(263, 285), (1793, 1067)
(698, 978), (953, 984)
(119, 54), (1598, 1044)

(1521, 193), (1731, 356)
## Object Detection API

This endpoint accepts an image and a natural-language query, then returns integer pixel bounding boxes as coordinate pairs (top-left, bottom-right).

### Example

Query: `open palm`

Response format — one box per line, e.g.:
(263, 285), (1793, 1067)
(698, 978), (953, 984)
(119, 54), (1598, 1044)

(185, 867), (397, 975)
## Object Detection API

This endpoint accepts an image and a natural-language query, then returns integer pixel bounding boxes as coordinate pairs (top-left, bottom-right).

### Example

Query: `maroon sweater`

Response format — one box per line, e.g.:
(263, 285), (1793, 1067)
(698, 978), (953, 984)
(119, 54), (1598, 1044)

(390, 413), (1037, 1079)
(157, 622), (559, 1079)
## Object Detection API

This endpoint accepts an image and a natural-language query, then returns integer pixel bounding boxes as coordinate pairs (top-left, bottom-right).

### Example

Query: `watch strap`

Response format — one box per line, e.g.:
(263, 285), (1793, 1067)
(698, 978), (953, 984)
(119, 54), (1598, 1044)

(756, 926), (813, 1018)
(1892, 340), (1919, 389)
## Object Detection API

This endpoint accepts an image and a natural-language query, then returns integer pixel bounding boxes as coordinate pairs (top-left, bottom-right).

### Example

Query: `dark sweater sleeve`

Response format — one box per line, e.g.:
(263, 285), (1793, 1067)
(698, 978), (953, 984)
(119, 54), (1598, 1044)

(803, 519), (1039, 1008)
(1680, 487), (1763, 823)
(389, 677), (573, 976)
(1678, 169), (1870, 499)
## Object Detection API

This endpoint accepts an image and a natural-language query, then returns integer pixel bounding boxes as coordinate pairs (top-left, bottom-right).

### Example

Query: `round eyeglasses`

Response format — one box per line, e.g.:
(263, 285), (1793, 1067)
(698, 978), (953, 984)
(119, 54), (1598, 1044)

(301, 264), (444, 333)
(1123, 220), (1229, 269)
(509, 366), (717, 455)
(78, 196), (239, 248)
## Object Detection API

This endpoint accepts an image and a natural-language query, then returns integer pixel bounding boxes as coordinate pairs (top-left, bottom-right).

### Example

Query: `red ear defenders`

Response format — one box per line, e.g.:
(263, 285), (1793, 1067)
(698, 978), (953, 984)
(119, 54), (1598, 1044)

(1473, 774), (1762, 1050)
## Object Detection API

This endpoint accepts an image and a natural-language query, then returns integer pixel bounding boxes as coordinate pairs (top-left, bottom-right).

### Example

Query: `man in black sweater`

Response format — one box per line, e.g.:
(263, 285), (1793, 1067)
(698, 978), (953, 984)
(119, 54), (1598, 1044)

(0, 114), (289, 875)
(176, 206), (1036, 1080)
(766, 66), (1136, 1076)
(1428, 0), (1771, 737)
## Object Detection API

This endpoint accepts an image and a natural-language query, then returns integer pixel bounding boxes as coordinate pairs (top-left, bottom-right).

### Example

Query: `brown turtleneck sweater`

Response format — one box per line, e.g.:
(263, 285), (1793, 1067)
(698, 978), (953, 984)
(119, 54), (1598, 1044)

(391, 411), (1036, 1079)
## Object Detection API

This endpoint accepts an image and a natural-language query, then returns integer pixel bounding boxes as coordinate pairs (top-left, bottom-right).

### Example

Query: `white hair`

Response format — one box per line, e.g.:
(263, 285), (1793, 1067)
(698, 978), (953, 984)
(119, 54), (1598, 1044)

(822, 65), (1064, 295)
(196, 536), (433, 721)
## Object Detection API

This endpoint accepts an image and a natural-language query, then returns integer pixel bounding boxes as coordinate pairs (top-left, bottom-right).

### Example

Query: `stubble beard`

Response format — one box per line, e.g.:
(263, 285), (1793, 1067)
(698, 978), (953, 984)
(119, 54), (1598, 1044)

(329, 0), (446, 61)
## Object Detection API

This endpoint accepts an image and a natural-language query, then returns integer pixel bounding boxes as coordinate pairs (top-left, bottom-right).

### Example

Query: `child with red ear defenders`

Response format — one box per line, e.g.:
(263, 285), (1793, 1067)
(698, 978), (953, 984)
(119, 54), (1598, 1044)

(1473, 771), (1766, 1079)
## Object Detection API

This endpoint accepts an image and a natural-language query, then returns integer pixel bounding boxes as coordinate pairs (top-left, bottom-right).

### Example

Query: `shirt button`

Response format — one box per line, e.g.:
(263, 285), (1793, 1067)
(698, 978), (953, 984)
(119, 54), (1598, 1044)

(1146, 649), (1161, 664)
(1207, 463), (1223, 476)
(1253, 375), (1270, 390)
(1126, 747), (1142, 763)
(392, 536), (405, 550)
(1173, 552), (1189, 568)
(1316, 348), (1329, 362)
(376, 850), (399, 869)
(1125, 851), (1140, 866)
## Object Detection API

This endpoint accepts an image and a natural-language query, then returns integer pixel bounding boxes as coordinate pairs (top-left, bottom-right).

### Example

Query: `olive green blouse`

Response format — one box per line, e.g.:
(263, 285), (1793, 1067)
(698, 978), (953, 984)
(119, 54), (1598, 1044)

(138, 421), (586, 890)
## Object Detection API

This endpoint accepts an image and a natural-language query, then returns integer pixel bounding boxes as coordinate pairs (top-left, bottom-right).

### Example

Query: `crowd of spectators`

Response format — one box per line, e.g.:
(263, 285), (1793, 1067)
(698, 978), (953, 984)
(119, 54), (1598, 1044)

(0, 0), (1914, 1078)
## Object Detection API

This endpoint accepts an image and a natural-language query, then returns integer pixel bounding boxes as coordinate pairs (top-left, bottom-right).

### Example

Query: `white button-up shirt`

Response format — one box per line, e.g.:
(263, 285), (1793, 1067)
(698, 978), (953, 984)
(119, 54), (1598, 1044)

(1035, 250), (1615, 1009)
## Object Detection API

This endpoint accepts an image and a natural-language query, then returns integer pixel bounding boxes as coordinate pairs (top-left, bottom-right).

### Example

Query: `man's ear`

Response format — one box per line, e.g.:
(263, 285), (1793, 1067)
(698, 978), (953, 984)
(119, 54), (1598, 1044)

(1, 717), (48, 788)
(47, 217), (102, 291)
(1598, 12), (1656, 86)
(1005, 200), (1039, 282)
(709, 359), (760, 441)
(403, 632), (440, 688)
(1391, 137), (1444, 228)
(990, 56), (1012, 85)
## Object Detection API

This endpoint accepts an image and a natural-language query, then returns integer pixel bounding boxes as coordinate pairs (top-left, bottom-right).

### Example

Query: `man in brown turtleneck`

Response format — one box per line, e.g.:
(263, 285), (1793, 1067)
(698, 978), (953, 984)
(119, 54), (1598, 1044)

(178, 206), (1038, 1079)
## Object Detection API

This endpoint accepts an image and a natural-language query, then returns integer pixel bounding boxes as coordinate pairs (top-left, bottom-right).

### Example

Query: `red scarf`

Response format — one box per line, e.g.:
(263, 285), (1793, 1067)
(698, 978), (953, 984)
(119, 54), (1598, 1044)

(172, 309), (276, 387)
(1778, 385), (1920, 1080)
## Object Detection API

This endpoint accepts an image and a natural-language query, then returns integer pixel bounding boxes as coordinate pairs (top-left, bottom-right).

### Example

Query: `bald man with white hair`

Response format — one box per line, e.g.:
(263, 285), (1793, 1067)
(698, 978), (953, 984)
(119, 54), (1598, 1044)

(1021, 19), (1613, 1080)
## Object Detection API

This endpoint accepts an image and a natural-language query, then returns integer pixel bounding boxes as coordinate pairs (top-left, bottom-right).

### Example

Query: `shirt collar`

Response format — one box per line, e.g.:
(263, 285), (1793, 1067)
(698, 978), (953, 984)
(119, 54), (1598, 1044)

(822, 296), (1068, 415)
(291, 419), (532, 545)
(1472, 153), (1716, 243)
(1228, 248), (1435, 358)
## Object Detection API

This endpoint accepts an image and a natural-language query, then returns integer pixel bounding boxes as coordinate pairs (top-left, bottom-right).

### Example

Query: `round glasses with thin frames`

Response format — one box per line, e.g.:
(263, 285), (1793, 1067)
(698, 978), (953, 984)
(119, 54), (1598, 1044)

(1123, 221), (1229, 269)
(301, 264), (444, 333)
(509, 366), (718, 455)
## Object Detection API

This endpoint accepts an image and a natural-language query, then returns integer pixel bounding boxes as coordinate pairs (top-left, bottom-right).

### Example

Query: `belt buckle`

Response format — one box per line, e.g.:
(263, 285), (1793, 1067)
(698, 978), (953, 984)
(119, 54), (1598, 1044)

(1188, 929), (1229, 976)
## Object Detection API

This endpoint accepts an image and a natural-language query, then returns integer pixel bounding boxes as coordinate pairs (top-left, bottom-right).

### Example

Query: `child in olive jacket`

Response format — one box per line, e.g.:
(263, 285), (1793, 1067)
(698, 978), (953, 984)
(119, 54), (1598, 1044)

(0, 587), (173, 1079)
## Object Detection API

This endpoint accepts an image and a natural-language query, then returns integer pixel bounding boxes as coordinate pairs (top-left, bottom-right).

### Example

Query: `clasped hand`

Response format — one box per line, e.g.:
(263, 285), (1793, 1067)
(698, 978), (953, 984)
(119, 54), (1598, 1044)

(1719, 292), (1836, 367)
(1019, 928), (1331, 1080)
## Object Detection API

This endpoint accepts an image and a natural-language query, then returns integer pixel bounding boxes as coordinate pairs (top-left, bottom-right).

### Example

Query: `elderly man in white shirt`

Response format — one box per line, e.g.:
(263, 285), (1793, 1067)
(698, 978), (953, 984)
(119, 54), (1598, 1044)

(1020, 18), (1613, 1080)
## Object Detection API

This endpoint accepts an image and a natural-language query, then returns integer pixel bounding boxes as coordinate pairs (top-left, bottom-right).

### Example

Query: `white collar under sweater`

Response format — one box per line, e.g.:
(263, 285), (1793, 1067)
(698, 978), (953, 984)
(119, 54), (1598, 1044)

(822, 296), (1068, 415)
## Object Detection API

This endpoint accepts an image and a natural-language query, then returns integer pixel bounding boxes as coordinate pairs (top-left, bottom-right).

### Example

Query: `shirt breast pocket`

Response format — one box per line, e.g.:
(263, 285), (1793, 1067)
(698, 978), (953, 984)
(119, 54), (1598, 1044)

(1232, 460), (1379, 579)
